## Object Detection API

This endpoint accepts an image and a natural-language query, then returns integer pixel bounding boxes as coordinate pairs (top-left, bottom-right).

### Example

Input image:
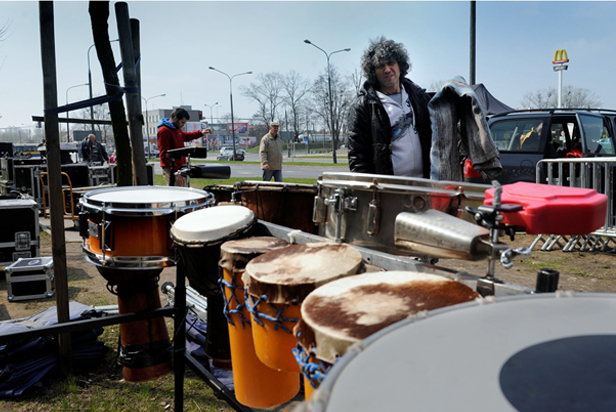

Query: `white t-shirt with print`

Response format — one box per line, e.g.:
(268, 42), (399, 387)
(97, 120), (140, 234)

(376, 88), (423, 177)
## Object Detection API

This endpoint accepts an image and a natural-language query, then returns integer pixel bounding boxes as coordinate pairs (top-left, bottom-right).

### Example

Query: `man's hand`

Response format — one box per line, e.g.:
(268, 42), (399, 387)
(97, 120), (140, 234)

(202, 128), (213, 135)
(263, 164), (270, 170)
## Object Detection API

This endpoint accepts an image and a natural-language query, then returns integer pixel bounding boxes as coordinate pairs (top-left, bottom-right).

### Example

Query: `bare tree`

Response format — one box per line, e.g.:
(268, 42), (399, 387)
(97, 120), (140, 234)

(521, 86), (602, 109)
(310, 65), (353, 163)
(282, 70), (310, 141)
(240, 72), (284, 126)
(349, 67), (363, 97)
(75, 102), (113, 142)
(0, 19), (11, 75)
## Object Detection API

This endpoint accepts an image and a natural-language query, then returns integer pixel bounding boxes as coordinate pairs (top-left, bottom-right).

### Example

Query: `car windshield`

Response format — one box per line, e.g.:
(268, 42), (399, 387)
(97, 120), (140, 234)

(490, 119), (546, 152)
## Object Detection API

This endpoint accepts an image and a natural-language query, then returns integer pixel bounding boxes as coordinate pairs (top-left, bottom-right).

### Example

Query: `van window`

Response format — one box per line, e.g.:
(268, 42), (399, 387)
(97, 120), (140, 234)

(490, 119), (546, 152)
(578, 114), (614, 155)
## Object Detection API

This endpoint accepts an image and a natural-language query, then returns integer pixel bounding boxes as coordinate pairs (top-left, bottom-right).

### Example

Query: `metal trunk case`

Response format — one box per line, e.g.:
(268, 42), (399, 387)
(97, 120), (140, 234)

(5, 256), (54, 301)
(0, 198), (40, 265)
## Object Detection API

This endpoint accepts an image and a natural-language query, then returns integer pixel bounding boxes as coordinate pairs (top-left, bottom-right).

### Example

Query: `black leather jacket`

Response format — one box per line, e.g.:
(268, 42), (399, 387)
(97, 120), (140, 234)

(347, 78), (432, 177)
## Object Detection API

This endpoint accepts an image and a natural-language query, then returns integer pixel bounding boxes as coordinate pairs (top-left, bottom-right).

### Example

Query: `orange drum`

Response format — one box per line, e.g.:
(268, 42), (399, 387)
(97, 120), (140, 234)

(79, 186), (212, 382)
(219, 236), (300, 408)
(243, 242), (363, 373)
(80, 186), (213, 269)
(294, 271), (480, 399)
(171, 205), (257, 366)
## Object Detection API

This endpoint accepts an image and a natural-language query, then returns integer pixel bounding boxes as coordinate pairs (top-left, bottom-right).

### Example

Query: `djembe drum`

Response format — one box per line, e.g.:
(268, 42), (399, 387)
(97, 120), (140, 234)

(243, 242), (363, 373)
(170, 205), (257, 366)
(219, 236), (300, 407)
(293, 271), (480, 399)
(80, 186), (212, 382)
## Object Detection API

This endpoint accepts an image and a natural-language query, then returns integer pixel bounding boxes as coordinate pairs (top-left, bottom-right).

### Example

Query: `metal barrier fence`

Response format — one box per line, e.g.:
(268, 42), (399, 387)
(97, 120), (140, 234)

(530, 157), (616, 252)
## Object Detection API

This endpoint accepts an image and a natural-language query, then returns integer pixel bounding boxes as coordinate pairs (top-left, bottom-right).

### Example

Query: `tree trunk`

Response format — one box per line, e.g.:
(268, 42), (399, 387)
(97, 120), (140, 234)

(88, 1), (132, 186)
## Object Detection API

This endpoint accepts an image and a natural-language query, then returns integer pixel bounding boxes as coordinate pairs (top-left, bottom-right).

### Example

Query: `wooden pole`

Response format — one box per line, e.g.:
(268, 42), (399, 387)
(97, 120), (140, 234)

(88, 1), (132, 186)
(115, 2), (147, 185)
(38, 0), (72, 375)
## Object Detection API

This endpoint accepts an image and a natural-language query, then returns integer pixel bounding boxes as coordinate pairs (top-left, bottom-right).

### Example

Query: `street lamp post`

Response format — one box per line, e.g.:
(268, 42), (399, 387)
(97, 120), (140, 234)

(203, 102), (219, 150)
(65, 83), (89, 142)
(304, 40), (350, 164)
(87, 39), (119, 133)
(142, 93), (166, 157)
(209, 67), (252, 159)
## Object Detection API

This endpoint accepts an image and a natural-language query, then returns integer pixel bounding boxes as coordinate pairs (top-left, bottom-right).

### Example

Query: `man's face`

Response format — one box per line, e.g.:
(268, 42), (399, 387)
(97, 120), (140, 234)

(374, 60), (400, 90)
(88, 135), (96, 143)
(270, 125), (279, 136)
(172, 116), (188, 129)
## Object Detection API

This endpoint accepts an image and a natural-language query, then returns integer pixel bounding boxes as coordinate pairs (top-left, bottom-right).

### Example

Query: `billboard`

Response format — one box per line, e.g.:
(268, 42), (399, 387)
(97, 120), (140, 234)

(228, 123), (249, 133)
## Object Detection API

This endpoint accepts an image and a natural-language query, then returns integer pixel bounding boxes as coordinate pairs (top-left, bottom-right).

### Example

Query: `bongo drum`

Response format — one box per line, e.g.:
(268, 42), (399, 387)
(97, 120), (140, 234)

(219, 236), (300, 407)
(243, 242), (363, 373)
(80, 186), (212, 268)
(79, 186), (212, 382)
(294, 271), (480, 399)
(307, 293), (616, 412)
(170, 205), (257, 365)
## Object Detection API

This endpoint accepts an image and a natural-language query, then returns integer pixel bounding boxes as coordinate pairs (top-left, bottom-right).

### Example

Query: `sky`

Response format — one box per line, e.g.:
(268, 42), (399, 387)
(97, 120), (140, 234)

(1, 1), (615, 129)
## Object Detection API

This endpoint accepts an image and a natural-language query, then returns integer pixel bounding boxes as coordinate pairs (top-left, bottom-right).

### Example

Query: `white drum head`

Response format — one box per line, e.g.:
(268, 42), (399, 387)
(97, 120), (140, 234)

(81, 186), (209, 214)
(170, 205), (256, 245)
(310, 293), (616, 412)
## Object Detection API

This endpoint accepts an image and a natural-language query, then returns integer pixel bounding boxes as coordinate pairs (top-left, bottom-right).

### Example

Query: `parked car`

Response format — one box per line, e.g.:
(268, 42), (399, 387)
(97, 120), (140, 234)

(465, 108), (616, 184)
(217, 147), (245, 161)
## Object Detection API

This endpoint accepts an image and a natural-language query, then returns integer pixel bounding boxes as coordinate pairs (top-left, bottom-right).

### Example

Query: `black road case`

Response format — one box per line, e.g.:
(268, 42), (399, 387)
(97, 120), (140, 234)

(5, 257), (54, 301)
(0, 198), (40, 266)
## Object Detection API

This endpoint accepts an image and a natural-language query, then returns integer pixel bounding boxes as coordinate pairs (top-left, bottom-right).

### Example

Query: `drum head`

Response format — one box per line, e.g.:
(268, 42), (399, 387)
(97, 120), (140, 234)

(299, 271), (479, 364)
(81, 186), (209, 215)
(243, 242), (363, 304)
(219, 236), (290, 272)
(311, 293), (616, 412)
(170, 205), (256, 246)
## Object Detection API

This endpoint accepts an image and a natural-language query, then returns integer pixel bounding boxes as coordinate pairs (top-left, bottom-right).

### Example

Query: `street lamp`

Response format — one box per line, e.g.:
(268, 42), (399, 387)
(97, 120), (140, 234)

(142, 93), (166, 157)
(304, 39), (350, 163)
(65, 83), (89, 142)
(209, 67), (252, 159)
(203, 101), (218, 125)
(87, 39), (119, 133)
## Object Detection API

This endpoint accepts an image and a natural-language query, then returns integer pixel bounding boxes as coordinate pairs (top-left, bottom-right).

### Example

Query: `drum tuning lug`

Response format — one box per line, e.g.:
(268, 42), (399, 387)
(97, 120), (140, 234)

(476, 275), (503, 297)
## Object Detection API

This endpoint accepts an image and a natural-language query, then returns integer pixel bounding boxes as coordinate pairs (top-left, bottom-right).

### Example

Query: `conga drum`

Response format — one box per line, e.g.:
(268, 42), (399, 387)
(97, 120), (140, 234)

(305, 293), (616, 411)
(243, 242), (363, 373)
(293, 271), (480, 399)
(170, 205), (257, 365)
(80, 186), (212, 382)
(219, 236), (300, 407)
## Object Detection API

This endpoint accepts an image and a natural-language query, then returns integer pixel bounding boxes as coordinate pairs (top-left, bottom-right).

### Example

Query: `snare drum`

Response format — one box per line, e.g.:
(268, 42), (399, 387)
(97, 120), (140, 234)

(307, 293), (616, 411)
(219, 237), (300, 408)
(243, 242), (363, 373)
(294, 271), (480, 399)
(314, 172), (489, 255)
(171, 205), (257, 363)
(231, 181), (319, 234)
(80, 186), (213, 269)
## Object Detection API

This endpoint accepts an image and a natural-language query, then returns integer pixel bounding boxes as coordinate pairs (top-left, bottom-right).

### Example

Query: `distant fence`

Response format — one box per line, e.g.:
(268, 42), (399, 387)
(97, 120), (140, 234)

(531, 157), (616, 252)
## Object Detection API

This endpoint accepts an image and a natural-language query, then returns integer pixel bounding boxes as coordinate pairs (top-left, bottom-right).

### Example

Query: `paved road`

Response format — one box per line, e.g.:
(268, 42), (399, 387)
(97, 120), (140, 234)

(150, 151), (350, 180)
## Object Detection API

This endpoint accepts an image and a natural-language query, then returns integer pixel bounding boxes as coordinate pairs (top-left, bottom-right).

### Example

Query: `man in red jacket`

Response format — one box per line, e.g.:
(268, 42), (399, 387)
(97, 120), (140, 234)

(157, 107), (212, 186)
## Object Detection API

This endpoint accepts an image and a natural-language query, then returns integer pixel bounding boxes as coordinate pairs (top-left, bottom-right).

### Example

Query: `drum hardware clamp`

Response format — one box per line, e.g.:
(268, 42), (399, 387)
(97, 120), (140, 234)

(466, 182), (533, 297)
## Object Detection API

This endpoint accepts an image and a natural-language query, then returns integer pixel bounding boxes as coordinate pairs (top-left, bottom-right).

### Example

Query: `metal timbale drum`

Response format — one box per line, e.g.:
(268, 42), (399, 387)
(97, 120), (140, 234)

(80, 186), (213, 269)
(313, 172), (490, 255)
(293, 271), (480, 400)
(303, 293), (616, 412)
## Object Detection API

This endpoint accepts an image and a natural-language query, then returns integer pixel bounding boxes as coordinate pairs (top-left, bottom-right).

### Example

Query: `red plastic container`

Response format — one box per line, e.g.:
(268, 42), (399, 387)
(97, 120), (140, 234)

(484, 182), (608, 235)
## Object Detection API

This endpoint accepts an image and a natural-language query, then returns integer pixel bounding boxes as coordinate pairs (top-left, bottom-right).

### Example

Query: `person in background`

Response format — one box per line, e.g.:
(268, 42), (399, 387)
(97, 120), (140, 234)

(259, 121), (283, 182)
(81, 134), (109, 164)
(347, 36), (432, 177)
(157, 107), (211, 186)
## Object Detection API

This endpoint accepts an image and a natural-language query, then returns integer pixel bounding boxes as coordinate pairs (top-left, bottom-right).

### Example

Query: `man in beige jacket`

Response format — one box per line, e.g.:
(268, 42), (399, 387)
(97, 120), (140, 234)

(259, 121), (283, 181)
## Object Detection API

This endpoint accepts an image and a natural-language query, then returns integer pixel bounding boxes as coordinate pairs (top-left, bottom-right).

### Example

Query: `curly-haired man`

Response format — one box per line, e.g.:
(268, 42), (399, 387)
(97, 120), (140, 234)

(348, 37), (432, 177)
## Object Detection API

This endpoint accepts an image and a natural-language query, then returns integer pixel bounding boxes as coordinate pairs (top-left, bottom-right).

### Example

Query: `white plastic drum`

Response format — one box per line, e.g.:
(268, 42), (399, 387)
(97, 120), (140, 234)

(307, 293), (616, 412)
